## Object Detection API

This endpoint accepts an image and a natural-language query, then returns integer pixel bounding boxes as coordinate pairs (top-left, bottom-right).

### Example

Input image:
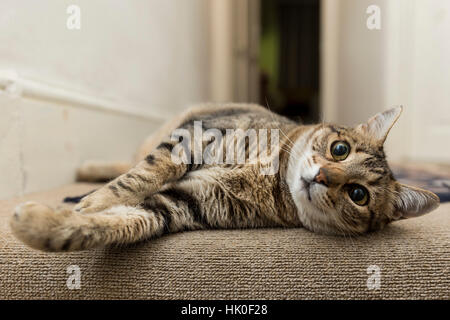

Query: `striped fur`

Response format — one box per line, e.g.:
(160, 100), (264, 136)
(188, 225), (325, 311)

(10, 104), (439, 251)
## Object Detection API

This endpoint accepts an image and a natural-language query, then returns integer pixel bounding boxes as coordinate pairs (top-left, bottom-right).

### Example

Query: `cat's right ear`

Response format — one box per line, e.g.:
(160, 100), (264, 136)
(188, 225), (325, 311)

(392, 183), (440, 220)
(356, 106), (403, 143)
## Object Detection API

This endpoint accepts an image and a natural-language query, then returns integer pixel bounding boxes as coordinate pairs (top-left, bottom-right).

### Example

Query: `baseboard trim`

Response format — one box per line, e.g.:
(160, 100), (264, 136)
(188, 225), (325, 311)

(0, 70), (166, 121)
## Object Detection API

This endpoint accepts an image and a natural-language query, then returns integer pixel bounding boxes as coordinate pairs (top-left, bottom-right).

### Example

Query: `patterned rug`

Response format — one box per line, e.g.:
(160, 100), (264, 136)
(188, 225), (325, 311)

(392, 165), (450, 203)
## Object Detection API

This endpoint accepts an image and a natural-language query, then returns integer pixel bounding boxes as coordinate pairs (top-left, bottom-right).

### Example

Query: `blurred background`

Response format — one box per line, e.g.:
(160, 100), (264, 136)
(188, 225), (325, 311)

(1, 0), (449, 199)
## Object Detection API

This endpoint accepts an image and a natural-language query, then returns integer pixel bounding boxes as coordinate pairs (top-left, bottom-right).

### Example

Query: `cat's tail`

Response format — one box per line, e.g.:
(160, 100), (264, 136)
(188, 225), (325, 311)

(76, 160), (132, 182)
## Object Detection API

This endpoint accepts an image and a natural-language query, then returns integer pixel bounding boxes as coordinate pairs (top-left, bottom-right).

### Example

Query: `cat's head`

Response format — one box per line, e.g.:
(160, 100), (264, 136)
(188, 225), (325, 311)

(286, 106), (440, 235)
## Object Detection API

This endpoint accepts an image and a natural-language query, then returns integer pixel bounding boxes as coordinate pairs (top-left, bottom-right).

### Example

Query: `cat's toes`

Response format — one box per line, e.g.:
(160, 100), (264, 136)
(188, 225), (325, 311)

(10, 201), (72, 251)
(74, 195), (112, 213)
(74, 198), (99, 213)
(73, 198), (91, 213)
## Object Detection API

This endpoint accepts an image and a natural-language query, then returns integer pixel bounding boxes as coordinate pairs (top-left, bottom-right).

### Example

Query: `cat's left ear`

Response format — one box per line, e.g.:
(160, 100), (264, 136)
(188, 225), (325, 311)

(393, 183), (440, 220)
(356, 106), (403, 143)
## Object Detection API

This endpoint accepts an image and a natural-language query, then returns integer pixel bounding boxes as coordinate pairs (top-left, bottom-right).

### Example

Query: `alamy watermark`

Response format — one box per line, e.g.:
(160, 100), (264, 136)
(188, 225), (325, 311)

(67, 5), (81, 30)
(169, 121), (280, 176)
(366, 5), (381, 30)
(66, 264), (81, 290)
(366, 265), (381, 290)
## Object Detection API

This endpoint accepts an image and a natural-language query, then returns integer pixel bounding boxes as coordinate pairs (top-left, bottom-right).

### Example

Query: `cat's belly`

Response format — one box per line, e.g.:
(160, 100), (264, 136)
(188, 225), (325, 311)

(159, 166), (299, 229)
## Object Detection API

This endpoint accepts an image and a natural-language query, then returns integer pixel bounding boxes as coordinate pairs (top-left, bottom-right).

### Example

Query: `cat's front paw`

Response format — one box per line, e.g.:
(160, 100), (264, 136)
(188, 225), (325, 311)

(73, 193), (114, 213)
(73, 186), (129, 213)
(10, 201), (72, 251)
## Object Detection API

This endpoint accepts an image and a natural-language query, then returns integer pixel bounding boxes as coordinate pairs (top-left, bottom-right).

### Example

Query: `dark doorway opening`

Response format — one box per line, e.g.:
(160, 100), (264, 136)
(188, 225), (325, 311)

(259, 0), (320, 123)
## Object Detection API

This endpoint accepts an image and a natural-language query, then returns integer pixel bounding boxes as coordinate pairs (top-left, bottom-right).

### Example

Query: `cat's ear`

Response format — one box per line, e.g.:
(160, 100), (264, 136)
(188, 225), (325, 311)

(356, 106), (403, 142)
(393, 183), (440, 219)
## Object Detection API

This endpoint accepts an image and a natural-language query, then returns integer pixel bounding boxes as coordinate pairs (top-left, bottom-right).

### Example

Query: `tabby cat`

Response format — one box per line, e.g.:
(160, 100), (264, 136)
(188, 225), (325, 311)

(10, 103), (439, 251)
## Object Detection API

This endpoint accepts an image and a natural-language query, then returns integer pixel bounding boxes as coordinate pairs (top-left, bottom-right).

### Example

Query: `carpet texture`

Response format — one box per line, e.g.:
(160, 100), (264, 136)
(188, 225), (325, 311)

(0, 183), (448, 299)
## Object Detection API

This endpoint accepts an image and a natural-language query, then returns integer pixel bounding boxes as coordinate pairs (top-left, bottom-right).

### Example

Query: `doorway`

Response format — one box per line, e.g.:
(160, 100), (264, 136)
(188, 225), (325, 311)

(209, 0), (321, 123)
(259, 0), (320, 123)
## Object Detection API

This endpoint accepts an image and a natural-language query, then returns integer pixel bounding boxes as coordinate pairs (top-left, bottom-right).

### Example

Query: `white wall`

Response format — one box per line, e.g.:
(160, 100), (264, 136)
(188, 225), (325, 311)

(406, 0), (450, 162)
(336, 0), (389, 126)
(0, 0), (212, 199)
(0, 95), (158, 199)
(0, 0), (211, 116)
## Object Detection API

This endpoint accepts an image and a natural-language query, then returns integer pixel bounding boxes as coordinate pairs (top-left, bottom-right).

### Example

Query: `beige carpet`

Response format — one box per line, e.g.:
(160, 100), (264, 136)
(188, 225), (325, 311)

(0, 183), (448, 299)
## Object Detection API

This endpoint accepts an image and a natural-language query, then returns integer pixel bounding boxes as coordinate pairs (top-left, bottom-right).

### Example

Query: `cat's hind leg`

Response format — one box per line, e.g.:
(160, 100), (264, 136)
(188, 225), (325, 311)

(10, 201), (167, 252)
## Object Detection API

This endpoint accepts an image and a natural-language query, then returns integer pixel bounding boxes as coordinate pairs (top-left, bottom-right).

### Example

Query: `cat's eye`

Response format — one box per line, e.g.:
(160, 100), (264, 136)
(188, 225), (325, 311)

(331, 141), (350, 161)
(348, 185), (369, 206)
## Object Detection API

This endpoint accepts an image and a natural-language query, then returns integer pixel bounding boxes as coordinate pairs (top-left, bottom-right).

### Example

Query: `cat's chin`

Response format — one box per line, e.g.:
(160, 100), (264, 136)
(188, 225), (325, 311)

(294, 194), (329, 228)
(298, 182), (327, 209)
(294, 187), (364, 236)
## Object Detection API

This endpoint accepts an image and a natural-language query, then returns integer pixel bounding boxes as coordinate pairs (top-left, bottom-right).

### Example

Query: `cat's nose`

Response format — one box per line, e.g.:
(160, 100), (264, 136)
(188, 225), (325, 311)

(314, 166), (346, 187)
(314, 168), (329, 186)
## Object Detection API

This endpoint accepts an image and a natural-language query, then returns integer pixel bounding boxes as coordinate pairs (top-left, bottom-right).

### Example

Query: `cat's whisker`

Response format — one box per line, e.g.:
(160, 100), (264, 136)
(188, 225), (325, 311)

(264, 97), (298, 150)
(279, 146), (297, 159)
(333, 215), (357, 244)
